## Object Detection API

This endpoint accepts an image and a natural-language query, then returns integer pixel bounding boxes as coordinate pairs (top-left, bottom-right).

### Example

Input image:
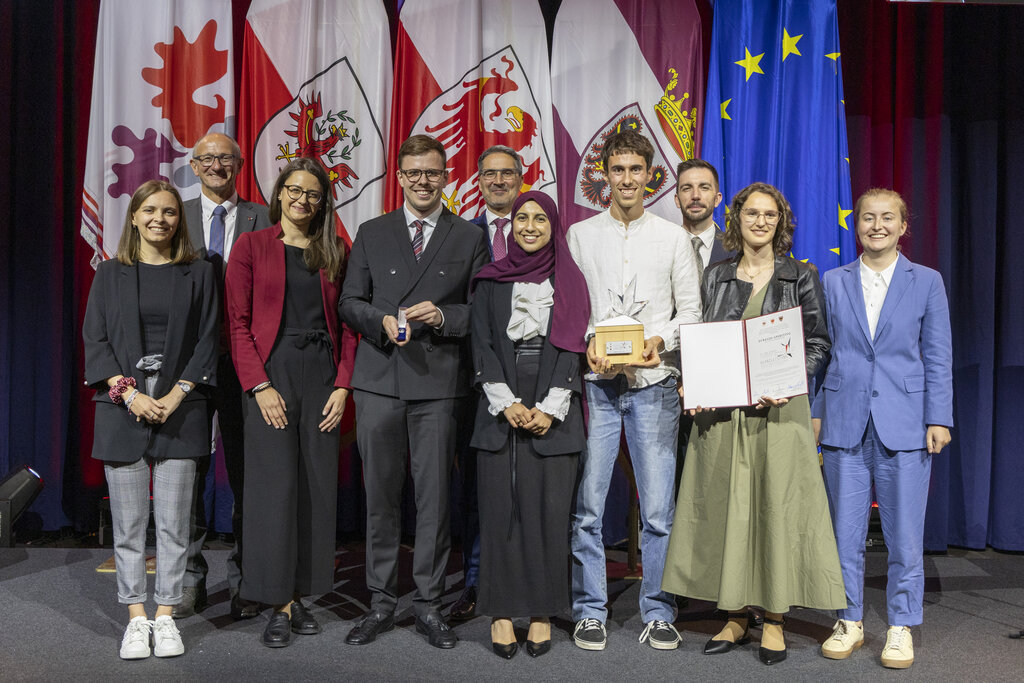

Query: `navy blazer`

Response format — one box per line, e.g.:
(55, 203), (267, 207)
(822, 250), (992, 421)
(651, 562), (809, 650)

(340, 206), (489, 400)
(83, 258), (219, 461)
(813, 254), (954, 451)
(469, 279), (584, 456)
(184, 196), (272, 275)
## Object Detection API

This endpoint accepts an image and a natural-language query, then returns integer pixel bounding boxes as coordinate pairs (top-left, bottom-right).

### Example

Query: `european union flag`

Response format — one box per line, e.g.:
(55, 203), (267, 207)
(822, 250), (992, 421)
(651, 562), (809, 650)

(702, 0), (855, 270)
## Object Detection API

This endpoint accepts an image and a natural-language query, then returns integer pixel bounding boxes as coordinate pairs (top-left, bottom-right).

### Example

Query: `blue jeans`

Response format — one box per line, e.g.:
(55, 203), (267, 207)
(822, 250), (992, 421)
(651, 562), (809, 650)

(571, 376), (679, 624)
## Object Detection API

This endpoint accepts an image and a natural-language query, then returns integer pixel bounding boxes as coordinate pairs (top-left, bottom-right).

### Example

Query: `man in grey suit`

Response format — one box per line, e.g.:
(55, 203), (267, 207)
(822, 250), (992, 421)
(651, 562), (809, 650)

(341, 134), (489, 649)
(449, 145), (523, 622)
(175, 132), (271, 620)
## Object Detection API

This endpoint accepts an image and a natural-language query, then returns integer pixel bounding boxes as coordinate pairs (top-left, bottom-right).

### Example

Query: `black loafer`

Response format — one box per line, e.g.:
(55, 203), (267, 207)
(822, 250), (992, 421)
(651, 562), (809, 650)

(262, 611), (292, 648)
(230, 594), (260, 620)
(345, 610), (395, 646)
(172, 584), (207, 619)
(492, 641), (518, 659)
(290, 600), (321, 635)
(449, 586), (477, 621)
(526, 639), (551, 657)
(416, 611), (458, 649)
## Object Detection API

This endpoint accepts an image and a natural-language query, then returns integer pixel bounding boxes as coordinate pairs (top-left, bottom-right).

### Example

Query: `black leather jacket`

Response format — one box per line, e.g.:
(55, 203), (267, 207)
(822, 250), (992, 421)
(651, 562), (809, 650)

(701, 255), (831, 377)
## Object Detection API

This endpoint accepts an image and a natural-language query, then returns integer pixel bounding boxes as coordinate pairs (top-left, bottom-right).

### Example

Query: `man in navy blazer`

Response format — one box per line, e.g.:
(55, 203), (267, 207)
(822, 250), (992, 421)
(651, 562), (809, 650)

(341, 134), (489, 649)
(449, 146), (523, 622)
(813, 189), (952, 669)
(177, 133), (271, 620)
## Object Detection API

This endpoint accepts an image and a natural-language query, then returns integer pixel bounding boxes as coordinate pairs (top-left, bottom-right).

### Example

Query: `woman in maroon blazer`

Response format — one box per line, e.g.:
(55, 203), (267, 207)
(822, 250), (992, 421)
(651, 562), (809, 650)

(225, 157), (356, 648)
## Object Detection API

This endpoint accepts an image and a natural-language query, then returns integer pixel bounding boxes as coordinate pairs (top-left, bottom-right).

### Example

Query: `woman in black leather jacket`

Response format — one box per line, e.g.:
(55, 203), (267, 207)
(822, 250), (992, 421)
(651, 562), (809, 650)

(662, 182), (845, 665)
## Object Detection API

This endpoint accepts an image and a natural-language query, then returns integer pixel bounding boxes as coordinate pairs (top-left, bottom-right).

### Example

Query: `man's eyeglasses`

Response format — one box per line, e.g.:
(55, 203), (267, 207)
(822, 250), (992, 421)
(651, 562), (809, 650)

(193, 154), (237, 168)
(283, 185), (324, 205)
(479, 168), (519, 181)
(399, 168), (445, 183)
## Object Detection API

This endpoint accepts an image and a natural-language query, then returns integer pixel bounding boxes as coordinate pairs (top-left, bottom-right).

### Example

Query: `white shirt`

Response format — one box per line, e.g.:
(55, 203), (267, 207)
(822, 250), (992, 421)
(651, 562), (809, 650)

(689, 223), (719, 271)
(567, 208), (702, 388)
(403, 203), (444, 251)
(860, 255), (898, 340)
(200, 192), (239, 262)
(481, 281), (572, 420)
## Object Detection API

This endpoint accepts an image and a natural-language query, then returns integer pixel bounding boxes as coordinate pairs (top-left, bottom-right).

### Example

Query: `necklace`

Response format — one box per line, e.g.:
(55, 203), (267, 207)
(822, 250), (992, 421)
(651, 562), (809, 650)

(740, 261), (772, 280)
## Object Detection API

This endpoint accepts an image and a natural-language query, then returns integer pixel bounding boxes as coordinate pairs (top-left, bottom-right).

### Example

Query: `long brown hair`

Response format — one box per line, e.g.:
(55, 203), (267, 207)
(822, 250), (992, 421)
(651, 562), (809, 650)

(723, 182), (795, 256)
(116, 180), (197, 265)
(268, 157), (343, 282)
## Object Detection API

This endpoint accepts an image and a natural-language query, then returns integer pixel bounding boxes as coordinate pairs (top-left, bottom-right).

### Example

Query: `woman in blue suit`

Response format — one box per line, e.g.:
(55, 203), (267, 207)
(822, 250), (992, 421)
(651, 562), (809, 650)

(813, 188), (953, 670)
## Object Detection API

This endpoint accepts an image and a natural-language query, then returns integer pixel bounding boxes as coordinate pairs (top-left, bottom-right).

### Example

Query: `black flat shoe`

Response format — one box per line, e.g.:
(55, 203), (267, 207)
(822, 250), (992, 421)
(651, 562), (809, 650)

(526, 639), (551, 657)
(703, 613), (752, 654)
(449, 586), (477, 621)
(262, 611), (292, 648)
(492, 641), (518, 659)
(290, 600), (321, 635)
(758, 615), (787, 665)
(230, 594), (260, 620)
(345, 610), (395, 646)
(416, 610), (458, 649)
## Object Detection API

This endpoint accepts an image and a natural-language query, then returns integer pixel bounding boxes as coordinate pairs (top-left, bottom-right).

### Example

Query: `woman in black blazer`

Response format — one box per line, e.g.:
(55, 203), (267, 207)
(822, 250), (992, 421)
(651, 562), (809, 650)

(83, 180), (218, 660)
(470, 191), (590, 659)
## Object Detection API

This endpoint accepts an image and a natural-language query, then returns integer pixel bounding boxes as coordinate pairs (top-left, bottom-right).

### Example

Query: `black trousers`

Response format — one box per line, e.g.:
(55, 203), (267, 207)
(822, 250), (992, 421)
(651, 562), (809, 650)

(240, 332), (339, 605)
(355, 390), (457, 616)
(183, 353), (246, 593)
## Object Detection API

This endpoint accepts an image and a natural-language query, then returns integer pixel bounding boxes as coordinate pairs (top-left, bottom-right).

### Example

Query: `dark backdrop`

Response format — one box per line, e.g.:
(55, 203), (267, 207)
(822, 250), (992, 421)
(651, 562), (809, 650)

(2, 0), (1022, 551)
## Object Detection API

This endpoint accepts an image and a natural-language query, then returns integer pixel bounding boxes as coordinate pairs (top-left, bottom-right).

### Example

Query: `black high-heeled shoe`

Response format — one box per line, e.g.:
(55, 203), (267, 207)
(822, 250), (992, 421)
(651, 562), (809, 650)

(703, 613), (753, 654)
(526, 639), (551, 657)
(492, 641), (518, 659)
(758, 615), (787, 665)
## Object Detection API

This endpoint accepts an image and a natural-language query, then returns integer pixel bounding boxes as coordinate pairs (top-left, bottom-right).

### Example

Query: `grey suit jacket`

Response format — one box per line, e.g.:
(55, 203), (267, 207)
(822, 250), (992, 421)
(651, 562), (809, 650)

(184, 196), (272, 278)
(340, 206), (489, 400)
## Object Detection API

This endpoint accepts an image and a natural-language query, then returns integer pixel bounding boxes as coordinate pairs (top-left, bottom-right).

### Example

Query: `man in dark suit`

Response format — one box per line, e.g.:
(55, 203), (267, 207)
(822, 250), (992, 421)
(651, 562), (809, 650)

(341, 134), (489, 649)
(175, 132), (271, 620)
(449, 145), (523, 622)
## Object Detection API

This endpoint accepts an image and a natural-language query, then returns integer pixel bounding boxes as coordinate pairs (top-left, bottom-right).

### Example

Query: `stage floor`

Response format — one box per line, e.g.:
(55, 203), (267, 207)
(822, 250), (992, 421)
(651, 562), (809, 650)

(0, 544), (1020, 681)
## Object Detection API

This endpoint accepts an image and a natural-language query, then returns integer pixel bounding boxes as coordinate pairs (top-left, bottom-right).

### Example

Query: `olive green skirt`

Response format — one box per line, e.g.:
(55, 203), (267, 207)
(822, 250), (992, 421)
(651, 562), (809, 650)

(661, 395), (846, 613)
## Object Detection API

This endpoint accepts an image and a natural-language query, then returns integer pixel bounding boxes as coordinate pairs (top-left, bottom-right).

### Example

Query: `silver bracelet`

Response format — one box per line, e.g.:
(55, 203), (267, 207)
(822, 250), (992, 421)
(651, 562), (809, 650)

(123, 389), (139, 413)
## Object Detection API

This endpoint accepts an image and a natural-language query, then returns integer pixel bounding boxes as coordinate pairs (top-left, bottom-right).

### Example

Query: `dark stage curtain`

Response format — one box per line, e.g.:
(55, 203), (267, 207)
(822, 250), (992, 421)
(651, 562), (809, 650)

(3, 0), (1022, 553)
(840, 0), (1024, 551)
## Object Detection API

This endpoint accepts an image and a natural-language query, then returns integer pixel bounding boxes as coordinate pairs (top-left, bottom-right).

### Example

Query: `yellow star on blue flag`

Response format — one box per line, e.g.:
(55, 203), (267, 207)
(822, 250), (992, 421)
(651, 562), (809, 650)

(702, 0), (855, 272)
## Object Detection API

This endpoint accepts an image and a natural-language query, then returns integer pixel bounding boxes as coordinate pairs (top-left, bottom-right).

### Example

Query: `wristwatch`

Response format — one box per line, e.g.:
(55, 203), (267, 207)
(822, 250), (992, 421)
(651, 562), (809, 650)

(176, 380), (192, 395)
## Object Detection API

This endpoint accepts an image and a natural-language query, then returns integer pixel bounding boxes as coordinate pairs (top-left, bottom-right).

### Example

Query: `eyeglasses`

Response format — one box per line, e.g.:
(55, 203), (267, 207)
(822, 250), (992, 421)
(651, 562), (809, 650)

(399, 168), (445, 183)
(193, 154), (237, 168)
(740, 209), (780, 224)
(479, 168), (519, 181)
(283, 185), (324, 205)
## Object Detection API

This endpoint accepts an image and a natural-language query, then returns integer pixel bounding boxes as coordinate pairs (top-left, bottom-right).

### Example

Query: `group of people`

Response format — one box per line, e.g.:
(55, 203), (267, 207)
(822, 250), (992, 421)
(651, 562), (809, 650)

(83, 128), (952, 671)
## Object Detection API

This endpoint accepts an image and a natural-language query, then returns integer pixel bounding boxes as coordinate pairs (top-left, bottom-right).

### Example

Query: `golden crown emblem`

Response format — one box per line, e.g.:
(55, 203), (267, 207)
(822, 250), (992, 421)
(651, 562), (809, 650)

(654, 68), (697, 161)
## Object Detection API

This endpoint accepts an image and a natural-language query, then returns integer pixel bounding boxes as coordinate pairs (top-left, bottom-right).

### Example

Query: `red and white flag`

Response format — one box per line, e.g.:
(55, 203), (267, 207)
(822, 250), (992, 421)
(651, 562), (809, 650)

(80, 0), (235, 266)
(237, 0), (392, 244)
(387, 0), (557, 217)
(552, 0), (707, 227)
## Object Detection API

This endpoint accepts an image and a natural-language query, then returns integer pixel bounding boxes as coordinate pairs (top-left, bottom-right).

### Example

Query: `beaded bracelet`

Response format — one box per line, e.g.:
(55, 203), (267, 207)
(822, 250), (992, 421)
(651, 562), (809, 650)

(123, 389), (139, 414)
(109, 376), (137, 404)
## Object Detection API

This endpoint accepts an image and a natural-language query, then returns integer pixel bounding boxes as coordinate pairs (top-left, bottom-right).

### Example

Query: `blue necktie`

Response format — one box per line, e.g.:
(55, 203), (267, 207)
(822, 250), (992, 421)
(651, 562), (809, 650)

(210, 205), (226, 257)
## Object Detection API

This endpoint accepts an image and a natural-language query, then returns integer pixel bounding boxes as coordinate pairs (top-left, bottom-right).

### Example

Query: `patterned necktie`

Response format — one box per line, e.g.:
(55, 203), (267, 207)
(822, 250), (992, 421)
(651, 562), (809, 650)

(412, 219), (425, 260)
(691, 235), (705, 285)
(492, 217), (510, 261)
(210, 205), (227, 257)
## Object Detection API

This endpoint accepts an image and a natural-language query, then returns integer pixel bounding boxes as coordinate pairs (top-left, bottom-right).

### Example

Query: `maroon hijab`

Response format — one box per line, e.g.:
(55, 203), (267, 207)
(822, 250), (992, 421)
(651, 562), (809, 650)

(472, 191), (590, 353)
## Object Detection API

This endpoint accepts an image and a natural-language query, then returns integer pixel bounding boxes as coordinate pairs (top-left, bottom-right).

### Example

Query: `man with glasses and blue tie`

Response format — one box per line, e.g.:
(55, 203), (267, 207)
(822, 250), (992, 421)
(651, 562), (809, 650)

(177, 133), (270, 621)
(341, 134), (489, 649)
(448, 146), (525, 623)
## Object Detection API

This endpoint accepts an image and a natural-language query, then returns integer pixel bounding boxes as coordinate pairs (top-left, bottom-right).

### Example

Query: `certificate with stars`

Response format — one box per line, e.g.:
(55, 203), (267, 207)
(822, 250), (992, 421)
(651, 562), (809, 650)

(679, 306), (807, 410)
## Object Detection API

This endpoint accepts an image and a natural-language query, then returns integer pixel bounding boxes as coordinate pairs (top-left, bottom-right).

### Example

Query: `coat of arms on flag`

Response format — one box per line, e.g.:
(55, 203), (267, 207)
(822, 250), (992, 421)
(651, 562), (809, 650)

(251, 57), (386, 219)
(408, 47), (556, 218)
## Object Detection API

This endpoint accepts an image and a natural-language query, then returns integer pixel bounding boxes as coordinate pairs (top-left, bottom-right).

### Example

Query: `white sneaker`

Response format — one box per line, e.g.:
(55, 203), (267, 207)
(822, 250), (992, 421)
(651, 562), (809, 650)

(881, 625), (914, 669)
(119, 616), (152, 660)
(821, 619), (864, 659)
(152, 615), (185, 658)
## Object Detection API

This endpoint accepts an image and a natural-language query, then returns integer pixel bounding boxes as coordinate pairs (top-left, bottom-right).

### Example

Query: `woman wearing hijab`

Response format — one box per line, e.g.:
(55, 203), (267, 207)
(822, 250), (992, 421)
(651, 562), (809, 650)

(470, 191), (590, 659)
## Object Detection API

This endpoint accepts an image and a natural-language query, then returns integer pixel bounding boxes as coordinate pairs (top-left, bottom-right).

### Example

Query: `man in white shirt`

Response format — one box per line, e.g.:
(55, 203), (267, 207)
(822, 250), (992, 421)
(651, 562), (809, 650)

(675, 158), (732, 282)
(567, 130), (702, 652)
(177, 133), (271, 620)
(450, 146), (525, 622)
